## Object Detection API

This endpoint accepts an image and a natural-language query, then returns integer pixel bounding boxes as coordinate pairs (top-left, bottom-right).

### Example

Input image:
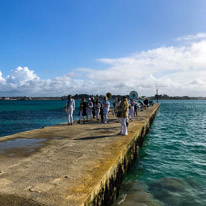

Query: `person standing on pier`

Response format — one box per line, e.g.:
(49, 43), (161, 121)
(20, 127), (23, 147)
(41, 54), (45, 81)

(116, 98), (121, 123)
(102, 97), (110, 123)
(66, 94), (75, 125)
(119, 96), (129, 135)
(78, 98), (87, 124)
(94, 98), (101, 121)
(134, 100), (138, 116)
(86, 98), (93, 121)
(91, 97), (96, 118)
(129, 99), (135, 121)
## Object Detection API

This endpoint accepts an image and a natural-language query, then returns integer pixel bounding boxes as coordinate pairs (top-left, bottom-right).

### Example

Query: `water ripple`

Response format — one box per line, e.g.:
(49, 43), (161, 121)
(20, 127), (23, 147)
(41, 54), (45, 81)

(113, 100), (206, 206)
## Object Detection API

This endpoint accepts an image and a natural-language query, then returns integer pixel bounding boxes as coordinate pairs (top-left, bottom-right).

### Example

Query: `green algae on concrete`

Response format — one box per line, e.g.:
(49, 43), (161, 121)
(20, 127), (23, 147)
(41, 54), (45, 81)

(0, 104), (159, 206)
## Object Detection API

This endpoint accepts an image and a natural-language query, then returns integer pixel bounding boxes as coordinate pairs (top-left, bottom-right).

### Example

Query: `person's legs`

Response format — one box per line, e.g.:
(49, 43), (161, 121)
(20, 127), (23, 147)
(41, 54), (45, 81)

(69, 109), (73, 124)
(96, 110), (99, 120)
(122, 118), (128, 135)
(79, 111), (82, 121)
(67, 112), (71, 124)
(86, 108), (89, 121)
(68, 109), (73, 124)
(103, 112), (106, 123)
(104, 109), (108, 123)
(129, 109), (131, 120)
(101, 112), (103, 122)
(131, 108), (134, 121)
(90, 110), (92, 119)
(121, 118), (124, 134)
(105, 111), (108, 123)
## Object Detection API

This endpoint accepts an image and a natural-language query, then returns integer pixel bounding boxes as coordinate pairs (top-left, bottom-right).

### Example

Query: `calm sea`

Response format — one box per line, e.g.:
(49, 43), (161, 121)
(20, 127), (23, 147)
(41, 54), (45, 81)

(1, 100), (206, 206)
(113, 100), (206, 206)
(0, 100), (80, 137)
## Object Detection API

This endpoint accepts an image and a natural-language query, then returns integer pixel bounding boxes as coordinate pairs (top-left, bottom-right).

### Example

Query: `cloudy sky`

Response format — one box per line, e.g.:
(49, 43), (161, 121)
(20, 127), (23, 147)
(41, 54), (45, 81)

(0, 0), (206, 97)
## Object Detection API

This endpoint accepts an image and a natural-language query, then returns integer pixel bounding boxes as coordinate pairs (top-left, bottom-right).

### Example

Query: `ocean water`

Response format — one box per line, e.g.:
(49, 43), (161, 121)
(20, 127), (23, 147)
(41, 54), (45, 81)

(0, 99), (113, 137)
(113, 100), (206, 206)
(0, 100), (80, 137)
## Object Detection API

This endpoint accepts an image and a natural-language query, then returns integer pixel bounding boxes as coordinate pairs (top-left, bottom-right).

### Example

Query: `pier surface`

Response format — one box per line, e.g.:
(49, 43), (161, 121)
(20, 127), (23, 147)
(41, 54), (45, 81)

(0, 104), (159, 206)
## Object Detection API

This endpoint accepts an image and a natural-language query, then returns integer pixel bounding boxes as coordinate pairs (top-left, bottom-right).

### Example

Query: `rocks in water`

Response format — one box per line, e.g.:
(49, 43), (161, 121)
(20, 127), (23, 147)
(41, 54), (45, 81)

(113, 181), (163, 206)
(149, 177), (186, 193)
(148, 177), (206, 206)
(113, 178), (206, 206)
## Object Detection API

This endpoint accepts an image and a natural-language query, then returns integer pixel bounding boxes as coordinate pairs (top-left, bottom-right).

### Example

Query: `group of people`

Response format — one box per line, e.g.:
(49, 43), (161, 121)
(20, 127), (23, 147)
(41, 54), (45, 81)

(77, 96), (110, 124)
(65, 95), (110, 125)
(65, 94), (152, 136)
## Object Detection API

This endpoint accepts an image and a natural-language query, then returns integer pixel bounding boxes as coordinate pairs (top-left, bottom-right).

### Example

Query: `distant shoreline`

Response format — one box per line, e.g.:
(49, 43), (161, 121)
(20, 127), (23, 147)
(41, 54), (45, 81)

(1, 96), (206, 101)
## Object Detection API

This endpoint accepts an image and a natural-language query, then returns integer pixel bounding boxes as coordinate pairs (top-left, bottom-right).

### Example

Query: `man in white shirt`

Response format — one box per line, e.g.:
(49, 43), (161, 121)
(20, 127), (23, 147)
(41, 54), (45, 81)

(66, 94), (75, 125)
(102, 97), (110, 123)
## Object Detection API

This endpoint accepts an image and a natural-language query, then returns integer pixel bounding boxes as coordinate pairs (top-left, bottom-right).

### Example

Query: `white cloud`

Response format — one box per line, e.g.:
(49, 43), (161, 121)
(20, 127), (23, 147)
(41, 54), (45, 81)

(176, 33), (206, 41)
(0, 70), (6, 83)
(1, 33), (206, 97)
(79, 36), (206, 96)
(6, 67), (40, 84)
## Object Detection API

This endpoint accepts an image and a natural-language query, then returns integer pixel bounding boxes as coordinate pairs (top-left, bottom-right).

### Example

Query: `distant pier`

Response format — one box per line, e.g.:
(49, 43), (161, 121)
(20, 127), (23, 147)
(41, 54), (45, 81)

(0, 104), (159, 206)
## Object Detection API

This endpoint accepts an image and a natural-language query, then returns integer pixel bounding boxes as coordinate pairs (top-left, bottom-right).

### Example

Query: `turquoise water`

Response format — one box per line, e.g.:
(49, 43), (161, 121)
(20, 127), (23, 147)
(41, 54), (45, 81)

(0, 100), (80, 137)
(0, 99), (114, 137)
(113, 100), (206, 206)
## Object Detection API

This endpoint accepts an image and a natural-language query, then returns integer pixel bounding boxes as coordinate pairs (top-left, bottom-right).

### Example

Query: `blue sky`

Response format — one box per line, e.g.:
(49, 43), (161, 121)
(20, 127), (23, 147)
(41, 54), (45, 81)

(1, 0), (206, 96)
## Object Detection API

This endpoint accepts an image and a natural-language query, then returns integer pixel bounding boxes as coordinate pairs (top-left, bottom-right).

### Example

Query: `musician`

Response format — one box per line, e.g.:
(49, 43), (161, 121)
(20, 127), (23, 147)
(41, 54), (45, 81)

(102, 96), (110, 123)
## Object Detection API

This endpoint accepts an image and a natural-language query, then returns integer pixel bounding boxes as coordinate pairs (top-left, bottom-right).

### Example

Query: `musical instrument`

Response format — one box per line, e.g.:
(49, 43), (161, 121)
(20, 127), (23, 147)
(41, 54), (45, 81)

(106, 92), (112, 99)
(129, 91), (138, 99)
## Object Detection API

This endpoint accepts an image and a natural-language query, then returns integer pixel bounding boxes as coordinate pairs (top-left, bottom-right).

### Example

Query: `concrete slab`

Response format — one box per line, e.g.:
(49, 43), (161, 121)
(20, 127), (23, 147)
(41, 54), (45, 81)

(0, 104), (159, 206)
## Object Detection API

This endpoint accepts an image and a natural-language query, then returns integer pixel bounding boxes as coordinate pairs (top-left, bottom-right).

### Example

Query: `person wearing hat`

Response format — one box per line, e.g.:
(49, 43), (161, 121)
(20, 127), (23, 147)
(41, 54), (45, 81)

(86, 98), (93, 121)
(118, 96), (129, 135)
(102, 96), (110, 123)
(66, 94), (75, 125)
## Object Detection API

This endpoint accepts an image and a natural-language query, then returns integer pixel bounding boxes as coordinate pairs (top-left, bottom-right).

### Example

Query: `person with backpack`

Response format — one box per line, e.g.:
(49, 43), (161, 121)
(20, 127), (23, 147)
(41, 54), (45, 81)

(118, 96), (129, 135)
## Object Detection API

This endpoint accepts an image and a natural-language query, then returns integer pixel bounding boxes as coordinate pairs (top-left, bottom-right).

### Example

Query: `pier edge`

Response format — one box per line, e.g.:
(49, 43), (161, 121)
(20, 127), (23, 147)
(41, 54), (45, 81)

(83, 104), (160, 206)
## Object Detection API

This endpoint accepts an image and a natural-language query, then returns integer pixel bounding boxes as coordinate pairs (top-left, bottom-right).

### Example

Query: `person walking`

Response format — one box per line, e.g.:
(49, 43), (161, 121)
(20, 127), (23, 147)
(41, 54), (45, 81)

(119, 96), (129, 135)
(66, 94), (75, 125)
(102, 97), (110, 124)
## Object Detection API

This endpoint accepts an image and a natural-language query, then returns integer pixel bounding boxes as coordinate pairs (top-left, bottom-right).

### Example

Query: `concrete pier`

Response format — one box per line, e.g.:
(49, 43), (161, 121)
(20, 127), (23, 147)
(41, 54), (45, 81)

(0, 104), (159, 206)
